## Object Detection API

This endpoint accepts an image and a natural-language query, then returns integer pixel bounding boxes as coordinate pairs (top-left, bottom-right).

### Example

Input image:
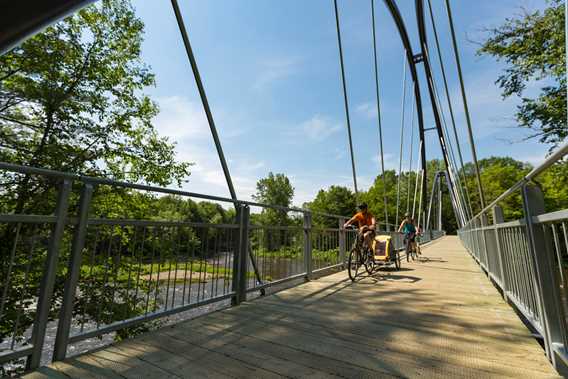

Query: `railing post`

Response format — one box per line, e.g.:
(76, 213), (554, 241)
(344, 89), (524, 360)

(338, 217), (346, 268)
(303, 212), (312, 280)
(53, 183), (94, 362)
(27, 179), (72, 370)
(492, 205), (508, 301)
(232, 204), (249, 306)
(480, 213), (489, 274)
(522, 184), (568, 372)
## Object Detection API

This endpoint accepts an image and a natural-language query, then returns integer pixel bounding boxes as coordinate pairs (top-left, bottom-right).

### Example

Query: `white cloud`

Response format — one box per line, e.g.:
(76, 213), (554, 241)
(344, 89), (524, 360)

(300, 115), (342, 141)
(153, 96), (209, 143)
(253, 57), (301, 90)
(151, 96), (263, 202)
(356, 102), (378, 119)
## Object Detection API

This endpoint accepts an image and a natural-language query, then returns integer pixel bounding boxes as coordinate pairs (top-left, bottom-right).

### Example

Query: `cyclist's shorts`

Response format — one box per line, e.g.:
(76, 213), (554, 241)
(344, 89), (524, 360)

(405, 233), (416, 242)
(359, 229), (375, 242)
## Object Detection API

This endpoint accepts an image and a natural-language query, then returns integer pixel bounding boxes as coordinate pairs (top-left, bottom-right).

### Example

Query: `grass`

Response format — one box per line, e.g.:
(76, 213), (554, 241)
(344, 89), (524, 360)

(254, 246), (340, 263)
(79, 258), (260, 284)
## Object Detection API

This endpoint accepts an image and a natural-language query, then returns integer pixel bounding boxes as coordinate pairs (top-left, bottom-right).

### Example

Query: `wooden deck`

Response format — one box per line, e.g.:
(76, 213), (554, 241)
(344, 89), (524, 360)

(25, 236), (559, 378)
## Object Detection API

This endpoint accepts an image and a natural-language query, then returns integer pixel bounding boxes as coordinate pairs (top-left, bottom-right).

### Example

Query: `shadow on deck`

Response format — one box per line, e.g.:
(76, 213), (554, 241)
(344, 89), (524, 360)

(24, 236), (559, 378)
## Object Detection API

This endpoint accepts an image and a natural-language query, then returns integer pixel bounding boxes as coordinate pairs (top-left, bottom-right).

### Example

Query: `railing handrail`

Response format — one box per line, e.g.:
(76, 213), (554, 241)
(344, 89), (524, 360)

(465, 140), (568, 225)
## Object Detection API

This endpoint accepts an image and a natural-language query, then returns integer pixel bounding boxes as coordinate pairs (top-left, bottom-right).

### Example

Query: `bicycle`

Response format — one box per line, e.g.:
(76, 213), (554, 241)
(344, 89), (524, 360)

(347, 227), (374, 281)
(404, 233), (418, 262)
(347, 227), (400, 281)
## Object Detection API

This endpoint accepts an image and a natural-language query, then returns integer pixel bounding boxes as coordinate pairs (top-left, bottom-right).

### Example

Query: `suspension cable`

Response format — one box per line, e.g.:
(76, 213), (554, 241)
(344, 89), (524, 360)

(433, 80), (469, 224)
(412, 141), (422, 219)
(171, 0), (237, 201)
(444, 0), (486, 210)
(333, 0), (359, 197)
(370, 0), (389, 229)
(395, 54), (408, 228)
(426, 0), (473, 219)
(423, 38), (468, 226)
(406, 92), (416, 214)
(417, 168), (425, 230)
(426, 51), (468, 226)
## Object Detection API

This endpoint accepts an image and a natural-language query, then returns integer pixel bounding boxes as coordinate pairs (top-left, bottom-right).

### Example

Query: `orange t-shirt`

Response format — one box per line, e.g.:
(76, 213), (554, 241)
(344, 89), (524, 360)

(353, 211), (374, 228)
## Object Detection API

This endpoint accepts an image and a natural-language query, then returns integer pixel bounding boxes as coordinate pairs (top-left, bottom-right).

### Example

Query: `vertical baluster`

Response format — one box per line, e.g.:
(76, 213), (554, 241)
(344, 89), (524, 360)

(303, 212), (312, 280)
(522, 184), (567, 365)
(28, 179), (72, 370)
(53, 183), (93, 361)
(133, 226), (146, 317)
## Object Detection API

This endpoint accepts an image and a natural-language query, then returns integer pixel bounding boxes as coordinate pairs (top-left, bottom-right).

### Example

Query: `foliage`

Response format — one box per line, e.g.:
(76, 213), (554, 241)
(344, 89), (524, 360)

(0, 0), (191, 215)
(464, 157), (531, 220)
(478, 0), (566, 148)
(538, 160), (568, 212)
(304, 185), (356, 227)
(424, 160), (459, 234)
(0, 0), (197, 356)
(252, 172), (294, 226)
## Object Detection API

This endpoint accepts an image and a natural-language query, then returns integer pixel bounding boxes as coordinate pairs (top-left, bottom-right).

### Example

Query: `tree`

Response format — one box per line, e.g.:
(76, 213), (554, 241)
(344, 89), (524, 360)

(252, 172), (294, 226)
(423, 160), (459, 234)
(478, 0), (566, 149)
(361, 170), (422, 230)
(464, 157), (531, 220)
(539, 160), (568, 212)
(0, 1), (192, 366)
(304, 186), (356, 227)
(0, 0), (191, 215)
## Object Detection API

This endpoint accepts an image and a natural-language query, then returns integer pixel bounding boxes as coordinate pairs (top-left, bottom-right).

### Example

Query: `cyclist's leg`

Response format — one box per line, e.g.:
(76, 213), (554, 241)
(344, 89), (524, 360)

(357, 231), (365, 249)
(363, 231), (373, 252)
(404, 234), (410, 260)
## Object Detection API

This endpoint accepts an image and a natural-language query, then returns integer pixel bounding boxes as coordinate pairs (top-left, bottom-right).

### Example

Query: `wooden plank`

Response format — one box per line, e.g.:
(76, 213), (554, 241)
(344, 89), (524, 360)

(158, 324), (392, 378)
(199, 302), (553, 372)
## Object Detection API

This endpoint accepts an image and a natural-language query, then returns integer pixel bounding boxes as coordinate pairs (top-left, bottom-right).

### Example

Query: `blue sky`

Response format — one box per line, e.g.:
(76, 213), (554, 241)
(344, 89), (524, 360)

(130, 0), (551, 206)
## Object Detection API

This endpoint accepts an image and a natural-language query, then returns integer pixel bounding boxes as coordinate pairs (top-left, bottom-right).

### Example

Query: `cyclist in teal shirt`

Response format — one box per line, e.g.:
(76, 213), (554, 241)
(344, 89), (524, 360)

(398, 213), (418, 254)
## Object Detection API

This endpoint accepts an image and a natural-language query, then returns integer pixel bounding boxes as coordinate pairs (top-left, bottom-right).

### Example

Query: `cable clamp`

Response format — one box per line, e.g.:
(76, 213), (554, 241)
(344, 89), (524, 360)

(413, 53), (424, 63)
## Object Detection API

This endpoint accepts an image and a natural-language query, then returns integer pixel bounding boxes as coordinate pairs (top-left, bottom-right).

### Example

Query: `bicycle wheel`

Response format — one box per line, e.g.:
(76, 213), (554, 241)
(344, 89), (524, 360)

(394, 250), (401, 270)
(348, 248), (360, 281)
(364, 249), (375, 275)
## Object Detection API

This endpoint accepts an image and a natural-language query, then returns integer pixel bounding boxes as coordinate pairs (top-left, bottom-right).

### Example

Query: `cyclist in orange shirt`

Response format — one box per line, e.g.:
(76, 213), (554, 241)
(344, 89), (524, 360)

(344, 203), (377, 250)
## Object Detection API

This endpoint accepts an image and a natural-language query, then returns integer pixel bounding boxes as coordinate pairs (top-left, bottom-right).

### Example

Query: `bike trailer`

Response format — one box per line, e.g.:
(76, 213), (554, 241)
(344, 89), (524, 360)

(372, 235), (393, 261)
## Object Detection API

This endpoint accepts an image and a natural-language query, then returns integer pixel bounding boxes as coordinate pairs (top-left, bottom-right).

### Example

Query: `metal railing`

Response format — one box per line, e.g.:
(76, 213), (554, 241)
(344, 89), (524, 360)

(458, 141), (568, 376)
(0, 162), (445, 374)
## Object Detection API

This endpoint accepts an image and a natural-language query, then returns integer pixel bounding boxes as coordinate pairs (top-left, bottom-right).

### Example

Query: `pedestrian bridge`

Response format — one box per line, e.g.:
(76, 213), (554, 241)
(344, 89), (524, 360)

(23, 237), (559, 378)
(2, 0), (568, 377)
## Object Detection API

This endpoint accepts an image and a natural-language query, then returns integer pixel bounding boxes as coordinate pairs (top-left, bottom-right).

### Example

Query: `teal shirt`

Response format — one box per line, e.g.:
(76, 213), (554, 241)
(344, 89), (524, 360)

(402, 222), (416, 234)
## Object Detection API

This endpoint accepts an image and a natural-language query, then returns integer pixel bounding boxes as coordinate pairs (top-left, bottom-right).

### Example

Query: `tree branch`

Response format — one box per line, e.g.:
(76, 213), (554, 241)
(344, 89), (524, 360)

(0, 68), (22, 82)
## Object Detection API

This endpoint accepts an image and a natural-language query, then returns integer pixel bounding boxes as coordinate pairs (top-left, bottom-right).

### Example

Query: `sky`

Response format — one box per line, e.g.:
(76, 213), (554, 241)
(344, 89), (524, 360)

(129, 0), (552, 206)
